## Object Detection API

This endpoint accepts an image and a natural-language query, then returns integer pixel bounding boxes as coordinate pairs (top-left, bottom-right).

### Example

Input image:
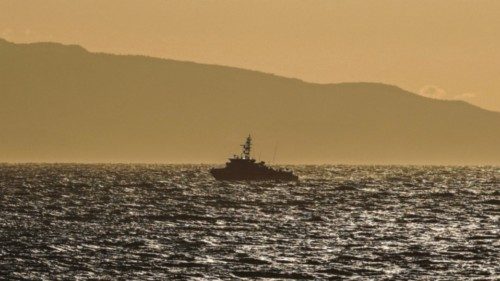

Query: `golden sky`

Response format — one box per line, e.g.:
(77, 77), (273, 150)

(1, 0), (499, 111)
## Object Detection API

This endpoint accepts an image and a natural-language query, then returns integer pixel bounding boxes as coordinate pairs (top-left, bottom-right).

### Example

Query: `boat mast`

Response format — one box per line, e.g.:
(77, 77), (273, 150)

(241, 135), (252, 159)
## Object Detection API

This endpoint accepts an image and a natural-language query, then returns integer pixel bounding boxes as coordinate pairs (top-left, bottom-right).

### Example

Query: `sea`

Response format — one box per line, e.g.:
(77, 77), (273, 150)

(0, 164), (498, 280)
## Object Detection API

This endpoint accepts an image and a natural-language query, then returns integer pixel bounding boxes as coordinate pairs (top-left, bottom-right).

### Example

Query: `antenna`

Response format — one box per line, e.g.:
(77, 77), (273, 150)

(272, 141), (278, 164)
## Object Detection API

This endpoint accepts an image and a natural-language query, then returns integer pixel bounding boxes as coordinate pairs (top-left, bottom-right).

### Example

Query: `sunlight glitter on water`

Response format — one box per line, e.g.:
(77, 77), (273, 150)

(0, 164), (498, 280)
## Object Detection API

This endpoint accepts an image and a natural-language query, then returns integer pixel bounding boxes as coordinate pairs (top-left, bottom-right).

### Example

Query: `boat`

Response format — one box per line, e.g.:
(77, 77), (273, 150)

(210, 135), (298, 181)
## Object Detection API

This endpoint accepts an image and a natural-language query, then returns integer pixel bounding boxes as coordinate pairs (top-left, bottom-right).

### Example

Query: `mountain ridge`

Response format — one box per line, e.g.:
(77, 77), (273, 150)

(1, 38), (499, 164)
(2, 38), (496, 113)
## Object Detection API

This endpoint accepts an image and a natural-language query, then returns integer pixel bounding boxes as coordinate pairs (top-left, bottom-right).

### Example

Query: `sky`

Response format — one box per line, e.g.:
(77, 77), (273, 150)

(1, 0), (499, 111)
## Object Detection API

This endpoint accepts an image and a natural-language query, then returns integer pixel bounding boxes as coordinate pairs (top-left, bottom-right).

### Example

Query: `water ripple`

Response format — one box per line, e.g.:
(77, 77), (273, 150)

(0, 164), (498, 280)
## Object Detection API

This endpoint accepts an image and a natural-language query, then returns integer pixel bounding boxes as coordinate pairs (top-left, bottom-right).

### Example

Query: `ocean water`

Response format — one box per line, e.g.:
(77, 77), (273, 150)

(0, 164), (498, 280)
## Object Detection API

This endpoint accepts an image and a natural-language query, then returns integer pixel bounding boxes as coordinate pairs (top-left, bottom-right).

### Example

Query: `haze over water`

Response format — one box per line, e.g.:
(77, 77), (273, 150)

(1, 164), (498, 280)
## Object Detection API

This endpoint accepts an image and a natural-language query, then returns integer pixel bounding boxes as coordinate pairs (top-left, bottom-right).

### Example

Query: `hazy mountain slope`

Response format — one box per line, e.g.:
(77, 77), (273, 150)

(1, 38), (499, 164)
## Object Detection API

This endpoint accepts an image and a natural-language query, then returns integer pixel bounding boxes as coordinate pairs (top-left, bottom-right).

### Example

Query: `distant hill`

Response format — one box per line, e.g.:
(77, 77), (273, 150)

(1, 38), (499, 164)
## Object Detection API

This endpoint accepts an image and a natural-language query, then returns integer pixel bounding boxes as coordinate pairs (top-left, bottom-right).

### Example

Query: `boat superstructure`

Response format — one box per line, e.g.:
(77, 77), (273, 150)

(210, 135), (298, 181)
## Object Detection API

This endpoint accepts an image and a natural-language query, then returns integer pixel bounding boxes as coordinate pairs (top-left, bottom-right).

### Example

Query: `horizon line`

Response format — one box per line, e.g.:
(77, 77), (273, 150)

(0, 162), (498, 167)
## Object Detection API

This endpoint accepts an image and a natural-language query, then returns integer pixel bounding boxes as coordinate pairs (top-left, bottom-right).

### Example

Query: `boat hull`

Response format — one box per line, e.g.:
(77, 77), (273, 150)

(210, 167), (298, 181)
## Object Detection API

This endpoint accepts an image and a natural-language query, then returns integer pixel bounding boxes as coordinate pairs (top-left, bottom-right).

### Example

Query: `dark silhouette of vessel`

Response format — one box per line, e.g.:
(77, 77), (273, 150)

(210, 135), (298, 181)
